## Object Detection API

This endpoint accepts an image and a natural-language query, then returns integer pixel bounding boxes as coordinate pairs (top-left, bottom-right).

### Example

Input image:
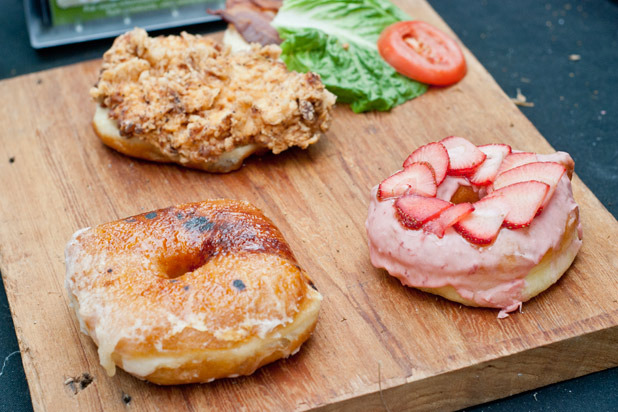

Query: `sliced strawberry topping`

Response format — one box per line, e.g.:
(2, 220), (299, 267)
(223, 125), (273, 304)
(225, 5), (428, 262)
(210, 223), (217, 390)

(440, 136), (486, 176)
(492, 162), (566, 208)
(384, 138), (564, 245)
(377, 162), (437, 200)
(486, 181), (549, 229)
(403, 142), (450, 185)
(469, 144), (512, 186)
(496, 152), (537, 176)
(454, 181), (549, 244)
(395, 195), (452, 229)
(424, 202), (474, 238)
(454, 196), (509, 245)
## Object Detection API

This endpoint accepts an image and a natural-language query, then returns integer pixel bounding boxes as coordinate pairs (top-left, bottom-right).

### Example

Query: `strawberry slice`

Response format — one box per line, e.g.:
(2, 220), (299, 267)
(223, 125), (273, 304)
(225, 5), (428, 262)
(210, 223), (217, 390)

(424, 202), (474, 238)
(486, 181), (549, 229)
(492, 162), (566, 208)
(377, 162), (437, 200)
(455, 181), (550, 244)
(395, 194), (452, 229)
(496, 152), (537, 176)
(469, 144), (512, 186)
(403, 142), (450, 185)
(440, 136), (486, 176)
(454, 195), (509, 245)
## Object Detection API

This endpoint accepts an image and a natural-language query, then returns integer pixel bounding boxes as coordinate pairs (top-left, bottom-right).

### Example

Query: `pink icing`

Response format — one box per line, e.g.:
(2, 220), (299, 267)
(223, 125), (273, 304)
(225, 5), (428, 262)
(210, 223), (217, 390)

(366, 152), (582, 312)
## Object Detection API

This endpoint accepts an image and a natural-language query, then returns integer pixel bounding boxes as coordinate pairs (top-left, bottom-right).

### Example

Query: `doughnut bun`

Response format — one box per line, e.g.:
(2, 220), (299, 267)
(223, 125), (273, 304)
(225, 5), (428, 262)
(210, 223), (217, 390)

(65, 200), (321, 384)
(93, 106), (264, 173)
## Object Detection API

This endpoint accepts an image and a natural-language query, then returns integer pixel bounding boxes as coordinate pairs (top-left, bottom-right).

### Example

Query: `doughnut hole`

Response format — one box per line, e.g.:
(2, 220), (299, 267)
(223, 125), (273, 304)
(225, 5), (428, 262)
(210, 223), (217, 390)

(450, 185), (480, 204)
(155, 228), (220, 280)
(158, 251), (209, 279)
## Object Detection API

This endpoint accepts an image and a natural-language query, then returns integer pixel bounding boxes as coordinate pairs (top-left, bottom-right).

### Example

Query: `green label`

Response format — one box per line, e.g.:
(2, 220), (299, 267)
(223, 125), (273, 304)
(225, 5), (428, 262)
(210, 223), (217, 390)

(50, 0), (214, 26)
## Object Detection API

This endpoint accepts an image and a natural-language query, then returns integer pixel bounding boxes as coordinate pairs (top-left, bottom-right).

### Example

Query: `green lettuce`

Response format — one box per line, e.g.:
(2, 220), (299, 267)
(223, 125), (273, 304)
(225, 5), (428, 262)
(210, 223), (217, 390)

(272, 0), (428, 113)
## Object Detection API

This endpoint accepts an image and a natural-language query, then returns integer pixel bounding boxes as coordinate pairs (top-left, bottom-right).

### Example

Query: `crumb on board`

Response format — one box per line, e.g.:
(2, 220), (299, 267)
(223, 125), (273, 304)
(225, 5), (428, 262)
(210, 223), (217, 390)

(511, 88), (535, 107)
(64, 372), (94, 395)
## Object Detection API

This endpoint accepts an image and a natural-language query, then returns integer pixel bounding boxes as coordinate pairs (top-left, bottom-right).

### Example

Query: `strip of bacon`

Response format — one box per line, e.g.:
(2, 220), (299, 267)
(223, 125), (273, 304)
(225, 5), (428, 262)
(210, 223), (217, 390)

(210, 0), (283, 46)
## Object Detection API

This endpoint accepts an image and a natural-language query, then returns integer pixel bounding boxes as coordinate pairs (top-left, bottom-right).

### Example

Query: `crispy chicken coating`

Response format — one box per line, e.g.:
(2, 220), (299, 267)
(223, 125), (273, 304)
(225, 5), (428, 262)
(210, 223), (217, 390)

(90, 28), (335, 169)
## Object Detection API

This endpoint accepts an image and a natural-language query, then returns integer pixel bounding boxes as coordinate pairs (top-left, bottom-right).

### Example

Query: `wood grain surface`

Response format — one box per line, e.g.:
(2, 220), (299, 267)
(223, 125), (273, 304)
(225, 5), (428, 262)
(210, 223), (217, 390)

(1, 1), (617, 411)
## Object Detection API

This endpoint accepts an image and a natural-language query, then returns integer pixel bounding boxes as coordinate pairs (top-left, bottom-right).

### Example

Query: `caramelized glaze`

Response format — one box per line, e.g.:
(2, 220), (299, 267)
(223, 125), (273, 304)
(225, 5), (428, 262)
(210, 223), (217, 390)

(65, 200), (321, 383)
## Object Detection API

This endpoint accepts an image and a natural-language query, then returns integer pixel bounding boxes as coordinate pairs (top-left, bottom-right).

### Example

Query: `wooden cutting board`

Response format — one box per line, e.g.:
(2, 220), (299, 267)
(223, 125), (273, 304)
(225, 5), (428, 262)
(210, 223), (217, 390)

(1, 1), (616, 411)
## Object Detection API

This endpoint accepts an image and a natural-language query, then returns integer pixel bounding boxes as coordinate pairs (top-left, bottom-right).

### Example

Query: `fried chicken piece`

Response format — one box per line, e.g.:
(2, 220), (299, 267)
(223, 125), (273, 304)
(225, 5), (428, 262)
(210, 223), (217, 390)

(90, 28), (336, 172)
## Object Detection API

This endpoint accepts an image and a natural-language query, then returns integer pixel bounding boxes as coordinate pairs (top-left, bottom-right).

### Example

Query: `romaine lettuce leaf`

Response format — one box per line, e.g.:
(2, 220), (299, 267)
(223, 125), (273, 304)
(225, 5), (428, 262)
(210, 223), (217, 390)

(272, 0), (428, 113)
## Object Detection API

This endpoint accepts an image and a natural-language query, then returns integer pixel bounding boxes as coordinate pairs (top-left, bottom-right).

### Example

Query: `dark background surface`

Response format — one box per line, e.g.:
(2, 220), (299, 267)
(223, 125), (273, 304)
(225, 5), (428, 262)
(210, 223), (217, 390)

(0, 0), (616, 411)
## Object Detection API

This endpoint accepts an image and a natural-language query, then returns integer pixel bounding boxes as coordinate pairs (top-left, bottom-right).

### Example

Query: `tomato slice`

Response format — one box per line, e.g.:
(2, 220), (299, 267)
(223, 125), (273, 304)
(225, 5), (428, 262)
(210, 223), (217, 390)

(378, 21), (466, 86)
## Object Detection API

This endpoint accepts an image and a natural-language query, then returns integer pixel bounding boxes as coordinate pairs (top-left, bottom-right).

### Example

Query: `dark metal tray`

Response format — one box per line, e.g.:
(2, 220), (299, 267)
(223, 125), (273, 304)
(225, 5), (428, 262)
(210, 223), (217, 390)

(24, 0), (224, 49)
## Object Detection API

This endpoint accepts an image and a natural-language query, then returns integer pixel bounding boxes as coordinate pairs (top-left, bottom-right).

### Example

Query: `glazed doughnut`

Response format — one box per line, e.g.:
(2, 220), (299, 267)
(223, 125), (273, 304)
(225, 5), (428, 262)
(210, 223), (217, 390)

(65, 200), (322, 384)
(366, 136), (582, 316)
